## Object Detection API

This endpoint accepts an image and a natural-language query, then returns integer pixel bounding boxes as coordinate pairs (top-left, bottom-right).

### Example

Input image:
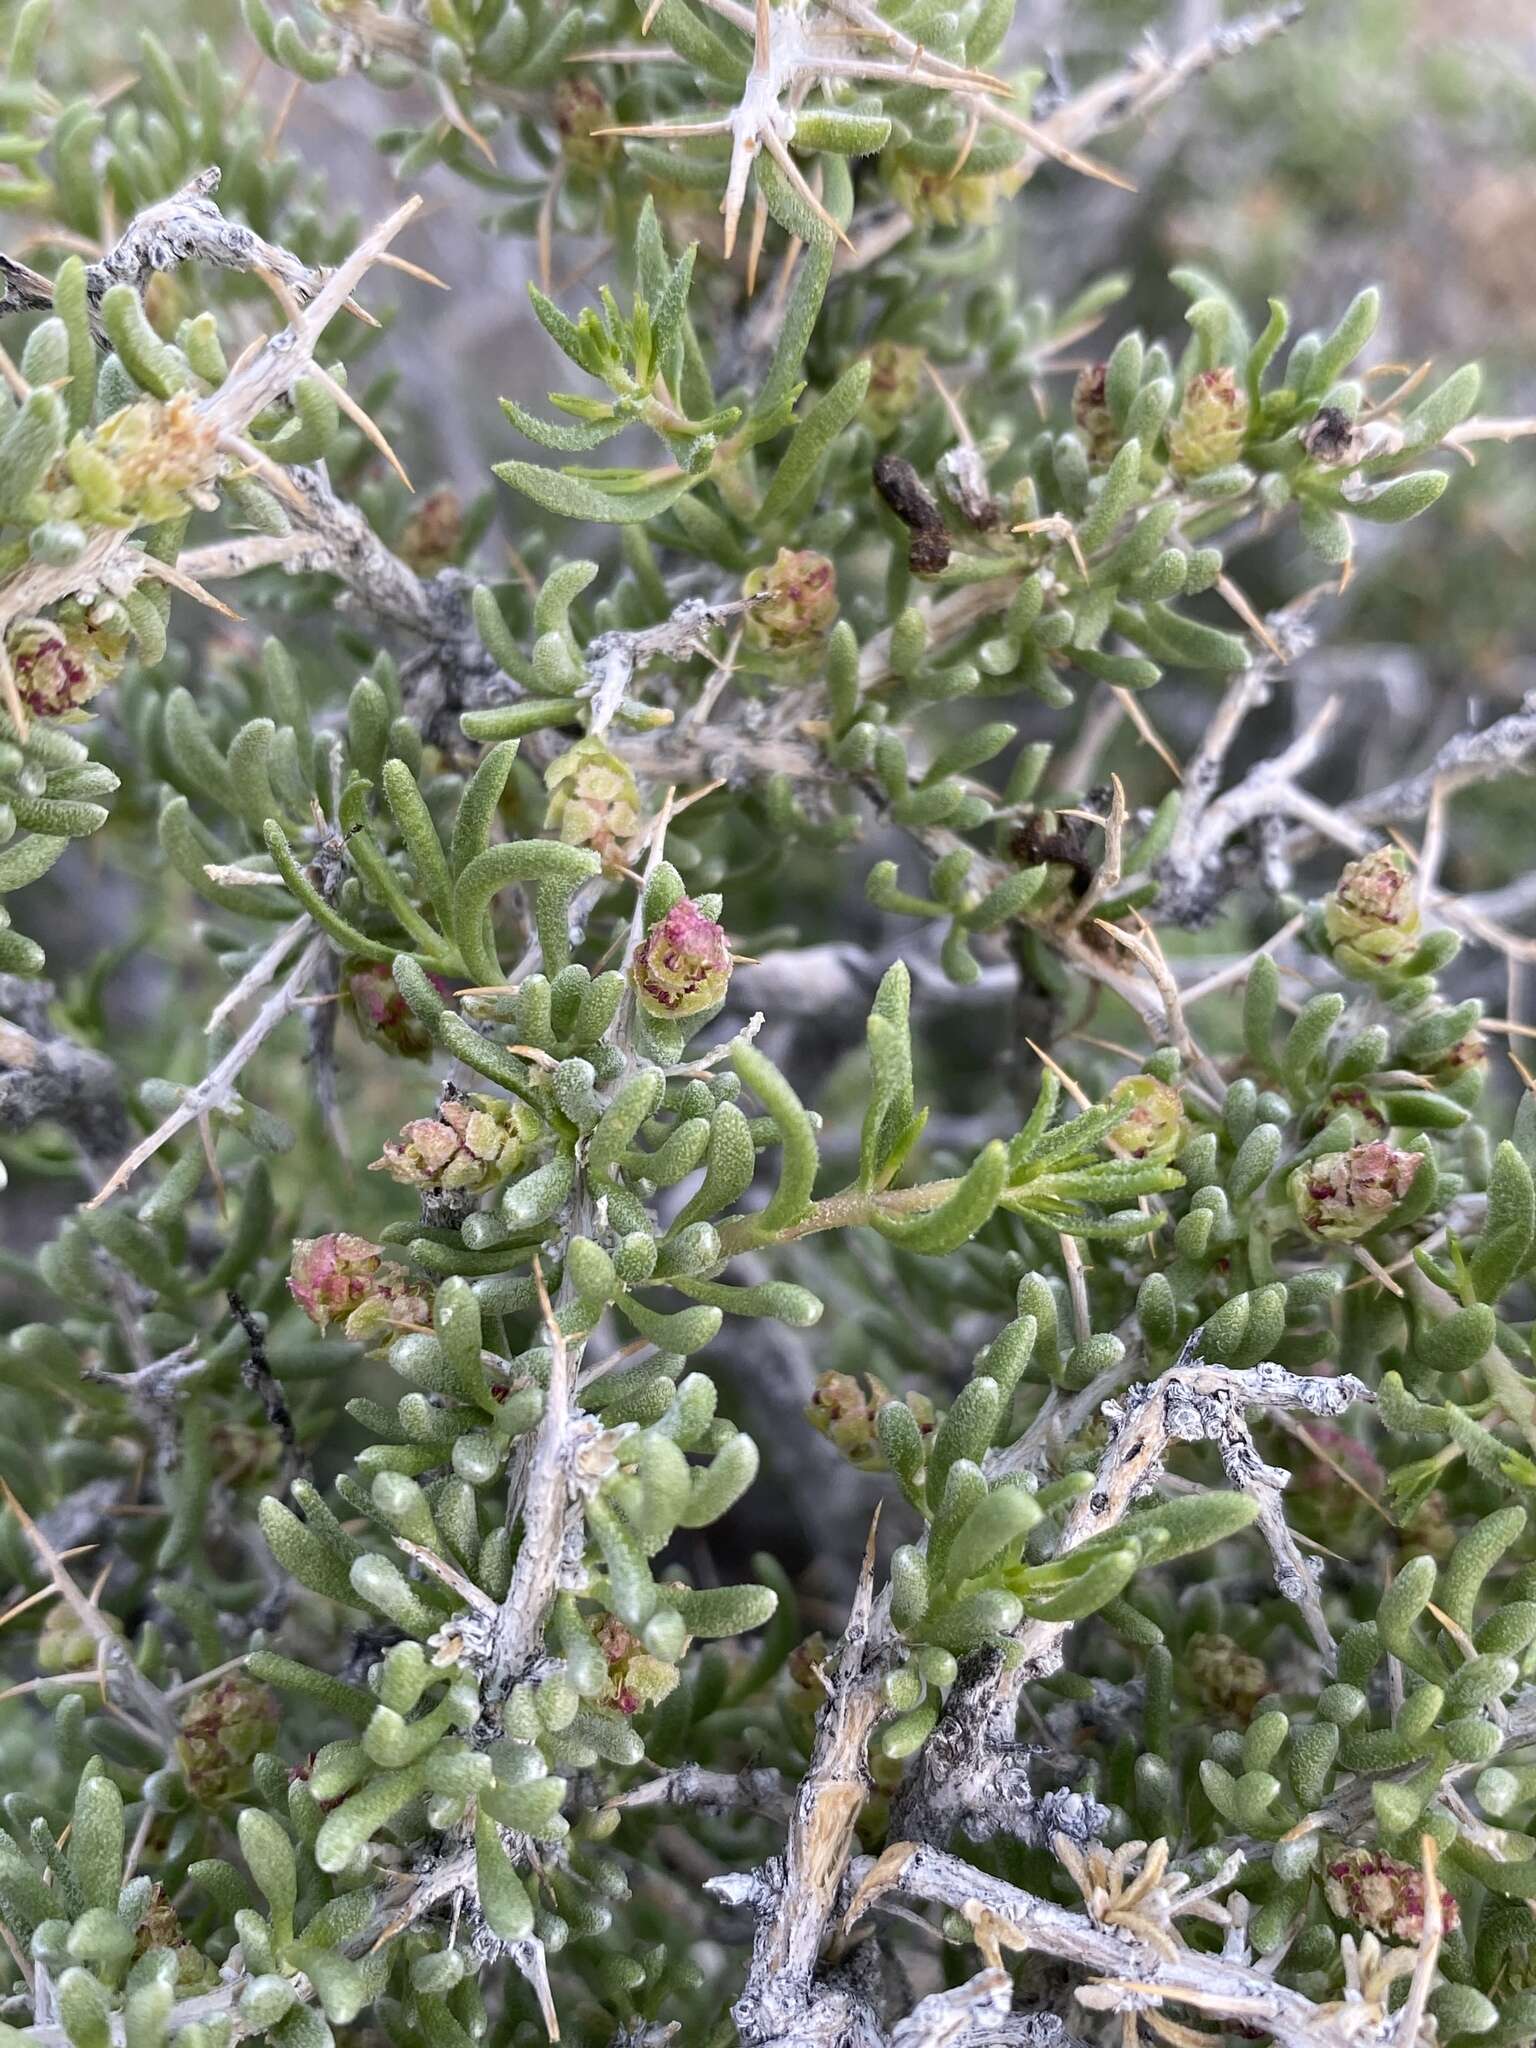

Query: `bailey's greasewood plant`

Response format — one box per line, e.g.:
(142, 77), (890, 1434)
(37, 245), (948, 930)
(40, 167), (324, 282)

(4, 0), (1536, 2043)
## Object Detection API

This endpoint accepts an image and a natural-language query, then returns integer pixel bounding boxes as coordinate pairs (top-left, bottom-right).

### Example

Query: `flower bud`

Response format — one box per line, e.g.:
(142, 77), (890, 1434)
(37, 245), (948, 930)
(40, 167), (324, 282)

(75, 392), (219, 524)
(1324, 1847), (1459, 1945)
(1185, 1632), (1270, 1723)
(594, 1616), (680, 1714)
(806, 1371), (892, 1469)
(742, 548), (838, 656)
(1072, 363), (1118, 463)
(785, 1631), (830, 1728)
(370, 1089), (542, 1193)
(1316, 1084), (1389, 1142)
(860, 342), (925, 441)
(1322, 846), (1420, 977)
(544, 736), (641, 861)
(343, 958), (443, 1059)
(552, 76), (617, 170)
(1289, 1141), (1419, 1242)
(133, 1887), (218, 1990)
(1166, 368), (1248, 477)
(288, 1233), (432, 1340)
(631, 898), (732, 1019)
(1106, 1075), (1187, 1164)
(176, 1673), (280, 1806)
(7, 616), (105, 720)
(1433, 1028), (1488, 1104)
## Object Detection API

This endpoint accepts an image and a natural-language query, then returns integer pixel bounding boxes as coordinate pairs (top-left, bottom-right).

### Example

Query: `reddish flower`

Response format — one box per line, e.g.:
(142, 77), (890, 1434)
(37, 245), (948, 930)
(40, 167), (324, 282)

(632, 898), (732, 1019)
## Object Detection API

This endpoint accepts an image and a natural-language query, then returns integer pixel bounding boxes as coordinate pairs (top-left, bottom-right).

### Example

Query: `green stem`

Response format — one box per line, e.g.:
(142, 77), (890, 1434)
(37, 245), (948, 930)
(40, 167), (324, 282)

(713, 1173), (962, 1256)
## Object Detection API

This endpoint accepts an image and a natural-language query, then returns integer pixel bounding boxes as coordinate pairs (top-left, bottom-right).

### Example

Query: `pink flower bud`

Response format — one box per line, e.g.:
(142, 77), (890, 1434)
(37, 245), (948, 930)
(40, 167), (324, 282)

(631, 898), (732, 1019)
(7, 617), (103, 720)
(288, 1234), (431, 1340)
(1323, 847), (1421, 977)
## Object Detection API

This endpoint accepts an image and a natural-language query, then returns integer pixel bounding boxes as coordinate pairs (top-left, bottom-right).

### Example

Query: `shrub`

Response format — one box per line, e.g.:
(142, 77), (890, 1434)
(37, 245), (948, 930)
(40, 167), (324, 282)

(3, 1), (1536, 2044)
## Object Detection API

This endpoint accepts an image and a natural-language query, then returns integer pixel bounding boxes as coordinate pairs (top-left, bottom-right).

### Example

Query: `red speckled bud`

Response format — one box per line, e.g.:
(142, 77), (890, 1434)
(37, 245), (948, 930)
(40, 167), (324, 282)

(1323, 847), (1421, 978)
(1106, 1075), (1187, 1164)
(631, 898), (732, 1019)
(1324, 1847), (1459, 1945)
(1289, 1140), (1419, 1242)
(7, 617), (103, 719)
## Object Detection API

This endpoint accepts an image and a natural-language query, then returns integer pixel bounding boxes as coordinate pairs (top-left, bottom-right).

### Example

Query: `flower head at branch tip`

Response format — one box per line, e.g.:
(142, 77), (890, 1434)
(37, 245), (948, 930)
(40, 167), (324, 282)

(8, 597), (131, 719)
(288, 1233), (432, 1340)
(742, 547), (839, 656)
(7, 616), (106, 720)
(1324, 1847), (1459, 1946)
(805, 1370), (934, 1469)
(1166, 367), (1248, 476)
(1105, 1073), (1187, 1163)
(65, 390), (219, 527)
(595, 1615), (681, 1714)
(631, 897), (733, 1018)
(544, 735), (641, 860)
(175, 1672), (281, 1806)
(38, 1595), (125, 1674)
(1322, 845), (1421, 976)
(395, 486), (465, 573)
(370, 1091), (543, 1192)
(1186, 1631), (1271, 1722)
(886, 159), (1023, 230)
(1289, 1139), (1420, 1241)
